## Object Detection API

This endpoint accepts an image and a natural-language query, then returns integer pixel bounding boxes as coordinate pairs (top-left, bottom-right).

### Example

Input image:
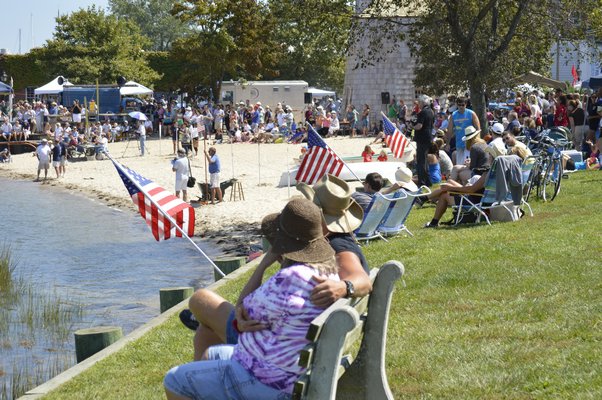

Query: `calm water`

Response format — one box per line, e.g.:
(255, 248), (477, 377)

(0, 177), (218, 392)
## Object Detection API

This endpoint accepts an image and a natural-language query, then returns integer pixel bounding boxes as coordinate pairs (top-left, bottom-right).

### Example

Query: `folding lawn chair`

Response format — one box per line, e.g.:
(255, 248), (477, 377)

(355, 192), (406, 242)
(377, 186), (431, 237)
(451, 156), (524, 226)
(520, 157), (535, 217)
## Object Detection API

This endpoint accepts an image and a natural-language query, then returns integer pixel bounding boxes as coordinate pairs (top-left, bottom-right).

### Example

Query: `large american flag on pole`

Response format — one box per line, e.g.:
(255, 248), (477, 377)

(295, 125), (344, 185)
(112, 160), (195, 241)
(382, 113), (410, 159)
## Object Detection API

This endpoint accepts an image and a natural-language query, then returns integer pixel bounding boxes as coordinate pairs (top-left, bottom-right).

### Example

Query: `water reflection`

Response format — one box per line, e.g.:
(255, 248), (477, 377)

(0, 177), (217, 398)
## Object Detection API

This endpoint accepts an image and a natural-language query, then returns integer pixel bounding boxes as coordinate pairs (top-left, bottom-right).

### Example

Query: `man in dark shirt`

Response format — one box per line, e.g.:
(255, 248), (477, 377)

(412, 95), (435, 187)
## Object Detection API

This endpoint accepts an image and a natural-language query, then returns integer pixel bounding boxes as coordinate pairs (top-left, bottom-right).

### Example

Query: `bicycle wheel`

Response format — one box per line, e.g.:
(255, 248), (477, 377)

(536, 158), (549, 200)
(524, 161), (540, 202)
(541, 157), (562, 201)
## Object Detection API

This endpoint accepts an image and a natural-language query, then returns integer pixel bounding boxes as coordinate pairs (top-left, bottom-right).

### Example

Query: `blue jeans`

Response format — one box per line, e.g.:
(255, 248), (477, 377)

(140, 135), (146, 155)
(164, 345), (290, 400)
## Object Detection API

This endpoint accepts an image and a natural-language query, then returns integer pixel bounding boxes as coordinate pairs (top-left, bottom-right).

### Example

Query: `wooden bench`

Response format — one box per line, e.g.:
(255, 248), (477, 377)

(293, 260), (405, 400)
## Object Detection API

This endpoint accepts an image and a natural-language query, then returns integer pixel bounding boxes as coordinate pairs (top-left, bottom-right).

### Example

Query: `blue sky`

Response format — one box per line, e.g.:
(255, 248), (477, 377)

(2, 0), (109, 54)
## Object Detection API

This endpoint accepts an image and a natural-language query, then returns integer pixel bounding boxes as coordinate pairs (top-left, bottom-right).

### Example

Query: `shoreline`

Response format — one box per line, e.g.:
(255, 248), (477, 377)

(1, 137), (378, 256)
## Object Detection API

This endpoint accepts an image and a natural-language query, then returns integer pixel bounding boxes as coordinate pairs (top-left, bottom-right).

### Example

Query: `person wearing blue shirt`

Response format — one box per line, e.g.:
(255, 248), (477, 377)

(447, 97), (480, 165)
(204, 146), (222, 204)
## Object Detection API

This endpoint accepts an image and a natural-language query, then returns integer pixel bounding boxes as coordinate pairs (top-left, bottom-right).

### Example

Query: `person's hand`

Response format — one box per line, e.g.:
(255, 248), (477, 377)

(440, 183), (452, 192)
(310, 276), (347, 308)
(234, 303), (267, 332)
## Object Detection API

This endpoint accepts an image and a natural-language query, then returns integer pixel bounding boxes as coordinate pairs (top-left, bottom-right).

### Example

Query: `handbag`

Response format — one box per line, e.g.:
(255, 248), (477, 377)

(187, 158), (196, 188)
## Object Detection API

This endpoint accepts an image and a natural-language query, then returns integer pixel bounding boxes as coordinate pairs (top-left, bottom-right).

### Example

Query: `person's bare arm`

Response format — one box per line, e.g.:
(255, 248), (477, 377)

(310, 251), (372, 308)
(472, 110), (481, 130)
(446, 117), (454, 150)
(233, 249), (280, 332)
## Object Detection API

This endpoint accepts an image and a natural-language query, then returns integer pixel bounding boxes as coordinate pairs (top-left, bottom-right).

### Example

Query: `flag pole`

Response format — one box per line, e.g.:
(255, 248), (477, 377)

(104, 151), (226, 277)
(306, 122), (363, 183)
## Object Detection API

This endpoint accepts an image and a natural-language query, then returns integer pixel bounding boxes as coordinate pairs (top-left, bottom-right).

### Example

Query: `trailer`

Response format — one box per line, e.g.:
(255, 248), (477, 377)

(221, 80), (309, 122)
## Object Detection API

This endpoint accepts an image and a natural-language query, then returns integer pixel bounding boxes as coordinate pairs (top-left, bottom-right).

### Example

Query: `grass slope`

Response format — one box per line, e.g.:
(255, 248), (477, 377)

(43, 172), (602, 399)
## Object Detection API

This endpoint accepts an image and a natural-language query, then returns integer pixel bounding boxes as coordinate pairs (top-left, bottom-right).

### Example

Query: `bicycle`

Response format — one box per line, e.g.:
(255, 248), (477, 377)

(525, 136), (569, 202)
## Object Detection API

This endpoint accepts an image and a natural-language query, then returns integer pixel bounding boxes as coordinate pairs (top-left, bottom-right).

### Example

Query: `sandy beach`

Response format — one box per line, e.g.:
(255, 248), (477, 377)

(0, 136), (381, 255)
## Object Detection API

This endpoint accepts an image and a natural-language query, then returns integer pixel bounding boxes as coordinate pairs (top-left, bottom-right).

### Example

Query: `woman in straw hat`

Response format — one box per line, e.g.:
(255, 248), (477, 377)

(165, 198), (339, 399)
(180, 177), (372, 360)
(449, 125), (491, 185)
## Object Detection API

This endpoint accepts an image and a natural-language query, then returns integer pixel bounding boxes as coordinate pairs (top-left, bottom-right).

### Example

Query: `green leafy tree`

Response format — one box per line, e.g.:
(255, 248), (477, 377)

(267, 0), (354, 92)
(34, 6), (160, 86)
(171, 0), (281, 98)
(108, 0), (189, 51)
(354, 0), (602, 126)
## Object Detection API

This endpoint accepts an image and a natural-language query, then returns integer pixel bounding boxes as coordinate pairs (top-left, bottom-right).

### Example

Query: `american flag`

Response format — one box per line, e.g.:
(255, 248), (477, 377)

(112, 160), (195, 241)
(382, 113), (410, 159)
(295, 125), (344, 185)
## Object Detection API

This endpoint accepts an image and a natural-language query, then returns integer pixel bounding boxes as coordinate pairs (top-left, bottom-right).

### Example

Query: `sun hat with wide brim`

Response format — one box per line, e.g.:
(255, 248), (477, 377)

(261, 197), (334, 263)
(296, 174), (363, 233)
(395, 166), (419, 192)
(462, 126), (481, 142)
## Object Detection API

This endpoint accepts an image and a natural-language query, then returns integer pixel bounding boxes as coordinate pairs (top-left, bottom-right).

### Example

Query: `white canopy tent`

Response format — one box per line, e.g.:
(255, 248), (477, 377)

(34, 76), (73, 95)
(120, 81), (153, 96)
(307, 87), (336, 98)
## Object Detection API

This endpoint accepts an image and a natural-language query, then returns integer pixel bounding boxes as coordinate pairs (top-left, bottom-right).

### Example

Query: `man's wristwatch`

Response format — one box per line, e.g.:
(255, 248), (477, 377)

(343, 280), (355, 298)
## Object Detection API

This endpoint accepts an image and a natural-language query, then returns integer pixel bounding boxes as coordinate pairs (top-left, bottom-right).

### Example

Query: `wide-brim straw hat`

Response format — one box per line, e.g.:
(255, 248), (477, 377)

(395, 166), (419, 192)
(261, 198), (334, 263)
(296, 174), (363, 233)
(463, 126), (481, 142)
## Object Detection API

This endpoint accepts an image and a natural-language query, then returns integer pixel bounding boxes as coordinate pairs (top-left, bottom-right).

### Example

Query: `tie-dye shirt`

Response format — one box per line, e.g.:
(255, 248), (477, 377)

(232, 264), (339, 392)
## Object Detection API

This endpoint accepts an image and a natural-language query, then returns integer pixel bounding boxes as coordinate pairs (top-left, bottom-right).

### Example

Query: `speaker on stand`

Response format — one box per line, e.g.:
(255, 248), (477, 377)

(380, 92), (390, 125)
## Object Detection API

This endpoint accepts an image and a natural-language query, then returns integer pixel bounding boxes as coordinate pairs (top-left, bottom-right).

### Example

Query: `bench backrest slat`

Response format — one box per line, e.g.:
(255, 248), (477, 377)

(295, 261), (404, 400)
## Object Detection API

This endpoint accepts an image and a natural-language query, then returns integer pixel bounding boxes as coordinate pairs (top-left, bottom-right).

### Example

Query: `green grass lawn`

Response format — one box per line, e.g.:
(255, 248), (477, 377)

(43, 172), (602, 399)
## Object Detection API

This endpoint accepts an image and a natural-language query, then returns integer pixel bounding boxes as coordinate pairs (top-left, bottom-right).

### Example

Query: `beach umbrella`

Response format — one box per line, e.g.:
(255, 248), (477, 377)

(128, 111), (148, 121)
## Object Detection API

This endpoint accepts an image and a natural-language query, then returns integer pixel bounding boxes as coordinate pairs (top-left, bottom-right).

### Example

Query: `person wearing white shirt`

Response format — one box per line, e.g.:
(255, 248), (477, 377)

(137, 121), (147, 156)
(36, 139), (51, 182)
(328, 111), (340, 137)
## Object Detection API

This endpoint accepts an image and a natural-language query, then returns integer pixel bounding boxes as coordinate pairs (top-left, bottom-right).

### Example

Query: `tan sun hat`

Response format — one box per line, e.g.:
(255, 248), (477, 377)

(296, 174), (364, 233)
(395, 166), (419, 192)
(261, 197), (334, 263)
(463, 126), (481, 142)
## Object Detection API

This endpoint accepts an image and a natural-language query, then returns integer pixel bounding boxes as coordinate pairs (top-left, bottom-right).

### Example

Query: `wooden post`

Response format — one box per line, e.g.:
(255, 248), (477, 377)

(74, 326), (123, 363)
(214, 256), (247, 281)
(159, 287), (194, 313)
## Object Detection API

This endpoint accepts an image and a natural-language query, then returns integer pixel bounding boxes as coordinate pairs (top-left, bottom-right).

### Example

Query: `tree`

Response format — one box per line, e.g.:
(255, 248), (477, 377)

(267, 0), (354, 92)
(108, 0), (189, 51)
(170, 0), (281, 99)
(34, 6), (160, 86)
(353, 0), (602, 127)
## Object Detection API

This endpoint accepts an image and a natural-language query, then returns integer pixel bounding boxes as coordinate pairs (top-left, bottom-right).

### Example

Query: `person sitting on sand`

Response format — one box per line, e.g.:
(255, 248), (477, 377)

(178, 174), (372, 361)
(362, 145), (374, 162)
(0, 148), (11, 163)
(165, 198), (340, 399)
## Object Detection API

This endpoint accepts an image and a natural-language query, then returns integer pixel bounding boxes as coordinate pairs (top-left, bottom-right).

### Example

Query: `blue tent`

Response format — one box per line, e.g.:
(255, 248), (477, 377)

(0, 81), (12, 94)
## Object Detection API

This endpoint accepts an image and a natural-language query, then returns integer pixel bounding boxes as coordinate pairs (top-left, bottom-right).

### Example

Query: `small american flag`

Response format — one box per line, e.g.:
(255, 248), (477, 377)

(382, 113), (410, 159)
(295, 125), (344, 185)
(112, 160), (194, 241)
